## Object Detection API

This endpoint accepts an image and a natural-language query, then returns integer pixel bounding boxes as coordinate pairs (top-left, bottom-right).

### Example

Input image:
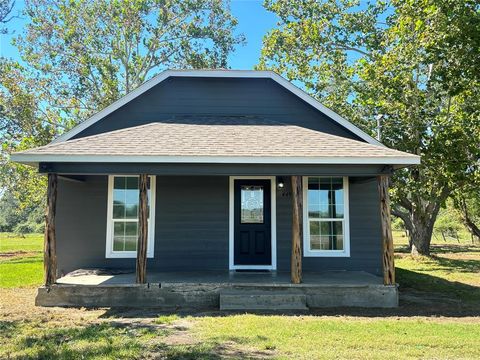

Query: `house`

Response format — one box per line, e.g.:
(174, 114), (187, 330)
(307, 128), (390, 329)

(11, 70), (420, 310)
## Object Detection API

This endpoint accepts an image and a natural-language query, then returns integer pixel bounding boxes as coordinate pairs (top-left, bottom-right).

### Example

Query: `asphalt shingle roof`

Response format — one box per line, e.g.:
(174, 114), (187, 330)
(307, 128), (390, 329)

(12, 118), (420, 164)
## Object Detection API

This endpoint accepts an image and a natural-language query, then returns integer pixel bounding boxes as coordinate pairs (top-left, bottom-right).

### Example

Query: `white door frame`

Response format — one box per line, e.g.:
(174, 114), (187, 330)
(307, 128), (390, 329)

(229, 176), (277, 270)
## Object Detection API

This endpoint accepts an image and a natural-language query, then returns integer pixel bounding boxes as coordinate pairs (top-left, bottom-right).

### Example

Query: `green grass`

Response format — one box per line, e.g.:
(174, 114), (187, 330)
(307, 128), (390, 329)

(0, 254), (43, 288)
(392, 230), (480, 303)
(1, 231), (480, 359)
(193, 315), (480, 359)
(0, 320), (165, 360)
(0, 233), (44, 288)
(0, 232), (43, 252)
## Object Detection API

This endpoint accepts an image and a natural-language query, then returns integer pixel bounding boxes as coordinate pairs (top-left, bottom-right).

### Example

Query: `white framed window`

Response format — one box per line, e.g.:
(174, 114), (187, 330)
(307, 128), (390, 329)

(105, 175), (156, 258)
(303, 176), (350, 257)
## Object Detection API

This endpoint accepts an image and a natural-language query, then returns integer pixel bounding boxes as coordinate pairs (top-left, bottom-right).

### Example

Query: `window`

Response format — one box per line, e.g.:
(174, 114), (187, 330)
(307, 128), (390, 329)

(240, 185), (264, 224)
(105, 175), (156, 258)
(303, 176), (350, 257)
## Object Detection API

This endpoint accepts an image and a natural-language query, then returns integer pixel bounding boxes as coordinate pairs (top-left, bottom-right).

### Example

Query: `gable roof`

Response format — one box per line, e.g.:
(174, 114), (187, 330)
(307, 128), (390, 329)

(52, 69), (384, 146)
(12, 117), (420, 166)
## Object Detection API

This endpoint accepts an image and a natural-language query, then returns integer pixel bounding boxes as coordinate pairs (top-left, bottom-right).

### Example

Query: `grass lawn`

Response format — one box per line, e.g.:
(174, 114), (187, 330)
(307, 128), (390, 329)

(0, 232), (43, 252)
(0, 233), (43, 288)
(1, 232), (480, 359)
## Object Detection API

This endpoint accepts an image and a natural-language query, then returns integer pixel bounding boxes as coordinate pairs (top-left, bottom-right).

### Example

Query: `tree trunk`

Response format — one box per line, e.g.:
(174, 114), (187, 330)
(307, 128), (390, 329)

(459, 207), (480, 240)
(410, 214), (437, 256)
(136, 174), (149, 284)
(393, 201), (442, 257)
(44, 173), (58, 286)
(378, 175), (395, 285)
(291, 175), (303, 284)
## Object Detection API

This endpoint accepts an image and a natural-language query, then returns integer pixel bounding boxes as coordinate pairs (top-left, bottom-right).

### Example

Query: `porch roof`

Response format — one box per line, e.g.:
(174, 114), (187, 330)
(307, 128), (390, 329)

(11, 118), (420, 166)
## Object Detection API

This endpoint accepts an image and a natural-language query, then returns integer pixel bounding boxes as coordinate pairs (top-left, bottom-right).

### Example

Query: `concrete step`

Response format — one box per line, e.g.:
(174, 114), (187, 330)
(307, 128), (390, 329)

(219, 290), (308, 310)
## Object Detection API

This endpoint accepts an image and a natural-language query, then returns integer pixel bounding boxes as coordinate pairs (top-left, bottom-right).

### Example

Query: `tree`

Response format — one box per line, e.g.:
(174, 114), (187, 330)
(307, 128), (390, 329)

(0, 0), (15, 33)
(453, 187), (480, 241)
(1, 0), (243, 230)
(15, 0), (244, 122)
(258, 0), (480, 255)
(0, 60), (57, 217)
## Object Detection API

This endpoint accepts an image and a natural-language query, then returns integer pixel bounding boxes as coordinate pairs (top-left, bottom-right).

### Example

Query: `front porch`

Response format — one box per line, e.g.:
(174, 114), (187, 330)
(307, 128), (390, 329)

(37, 270), (398, 309)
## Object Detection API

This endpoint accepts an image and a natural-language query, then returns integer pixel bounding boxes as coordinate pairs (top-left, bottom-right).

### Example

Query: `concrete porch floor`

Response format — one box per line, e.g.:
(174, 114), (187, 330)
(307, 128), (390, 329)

(56, 270), (384, 287)
(37, 270), (398, 309)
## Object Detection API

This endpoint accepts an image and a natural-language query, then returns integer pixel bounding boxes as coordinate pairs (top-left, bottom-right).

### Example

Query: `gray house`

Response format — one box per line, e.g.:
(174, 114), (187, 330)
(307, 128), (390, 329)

(12, 70), (419, 310)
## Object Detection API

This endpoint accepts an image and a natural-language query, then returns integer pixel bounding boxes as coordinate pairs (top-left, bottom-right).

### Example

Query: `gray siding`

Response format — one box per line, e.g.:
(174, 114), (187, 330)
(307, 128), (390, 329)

(56, 175), (381, 276)
(71, 77), (362, 141)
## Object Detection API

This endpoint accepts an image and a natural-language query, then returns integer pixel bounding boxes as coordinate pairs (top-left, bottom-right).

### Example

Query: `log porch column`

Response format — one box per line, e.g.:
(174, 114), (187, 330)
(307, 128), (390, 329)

(378, 175), (395, 285)
(291, 175), (303, 284)
(136, 174), (149, 284)
(44, 173), (58, 286)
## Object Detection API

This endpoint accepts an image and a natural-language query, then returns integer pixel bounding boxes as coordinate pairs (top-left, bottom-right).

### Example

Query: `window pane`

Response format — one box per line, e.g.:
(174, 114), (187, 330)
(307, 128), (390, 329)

(310, 236), (321, 250)
(113, 237), (124, 251)
(310, 221), (320, 235)
(241, 185), (264, 223)
(320, 235), (330, 250)
(308, 203), (319, 218)
(113, 205), (125, 219)
(335, 235), (344, 250)
(124, 236), (137, 251)
(113, 189), (125, 204)
(114, 177), (125, 189)
(125, 204), (138, 219)
(126, 177), (139, 189)
(113, 222), (125, 236)
(125, 222), (138, 236)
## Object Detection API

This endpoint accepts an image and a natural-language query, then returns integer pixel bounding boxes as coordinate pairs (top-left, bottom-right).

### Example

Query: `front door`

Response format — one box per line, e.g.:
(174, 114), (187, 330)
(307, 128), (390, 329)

(234, 179), (272, 266)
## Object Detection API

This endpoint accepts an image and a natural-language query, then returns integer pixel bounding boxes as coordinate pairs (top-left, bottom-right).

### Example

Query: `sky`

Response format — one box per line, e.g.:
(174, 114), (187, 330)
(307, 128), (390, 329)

(0, 0), (279, 70)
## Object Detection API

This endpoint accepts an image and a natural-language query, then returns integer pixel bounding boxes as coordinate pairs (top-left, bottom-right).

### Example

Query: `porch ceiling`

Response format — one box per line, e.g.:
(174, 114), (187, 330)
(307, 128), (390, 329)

(11, 118), (419, 166)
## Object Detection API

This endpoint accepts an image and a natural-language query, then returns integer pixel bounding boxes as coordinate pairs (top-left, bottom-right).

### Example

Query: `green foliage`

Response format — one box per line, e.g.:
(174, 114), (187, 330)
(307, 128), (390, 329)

(0, 0), (14, 33)
(259, 0), (480, 255)
(0, 190), (44, 233)
(2, 0), (243, 226)
(16, 0), (245, 121)
(392, 216), (405, 231)
(434, 206), (463, 240)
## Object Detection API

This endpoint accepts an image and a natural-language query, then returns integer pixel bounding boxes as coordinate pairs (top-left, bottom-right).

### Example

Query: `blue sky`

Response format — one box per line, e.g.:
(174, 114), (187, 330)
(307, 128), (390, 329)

(0, 0), (278, 70)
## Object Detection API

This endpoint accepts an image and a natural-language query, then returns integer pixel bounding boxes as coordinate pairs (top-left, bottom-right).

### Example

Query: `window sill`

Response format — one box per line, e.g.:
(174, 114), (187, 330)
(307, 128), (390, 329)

(304, 250), (350, 258)
(106, 252), (154, 259)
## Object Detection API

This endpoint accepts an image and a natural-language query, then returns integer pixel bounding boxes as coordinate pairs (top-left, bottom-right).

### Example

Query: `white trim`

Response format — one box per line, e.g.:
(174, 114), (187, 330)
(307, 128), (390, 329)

(52, 69), (383, 146)
(229, 176), (277, 270)
(302, 176), (350, 257)
(11, 153), (420, 165)
(105, 175), (156, 258)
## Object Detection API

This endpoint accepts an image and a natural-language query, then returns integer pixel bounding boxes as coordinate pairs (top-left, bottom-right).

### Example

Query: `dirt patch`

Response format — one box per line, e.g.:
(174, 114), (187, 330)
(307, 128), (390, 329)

(0, 251), (41, 259)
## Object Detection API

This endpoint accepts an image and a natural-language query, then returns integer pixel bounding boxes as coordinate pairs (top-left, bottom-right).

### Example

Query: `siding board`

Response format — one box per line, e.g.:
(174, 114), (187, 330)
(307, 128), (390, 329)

(71, 77), (362, 141)
(56, 175), (381, 276)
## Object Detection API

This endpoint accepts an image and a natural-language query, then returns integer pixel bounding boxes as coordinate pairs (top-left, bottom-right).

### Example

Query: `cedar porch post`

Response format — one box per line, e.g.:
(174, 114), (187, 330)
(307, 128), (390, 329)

(378, 175), (395, 285)
(44, 173), (58, 286)
(136, 174), (149, 284)
(291, 175), (303, 284)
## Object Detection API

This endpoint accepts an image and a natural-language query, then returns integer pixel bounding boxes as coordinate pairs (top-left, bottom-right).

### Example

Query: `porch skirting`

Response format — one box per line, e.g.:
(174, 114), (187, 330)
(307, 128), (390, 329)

(36, 271), (399, 309)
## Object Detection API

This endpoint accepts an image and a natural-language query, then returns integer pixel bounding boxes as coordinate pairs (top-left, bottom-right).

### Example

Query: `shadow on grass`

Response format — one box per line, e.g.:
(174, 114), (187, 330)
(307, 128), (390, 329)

(1, 320), (273, 360)
(396, 243), (480, 255)
(431, 255), (480, 273)
(1, 321), (159, 359)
